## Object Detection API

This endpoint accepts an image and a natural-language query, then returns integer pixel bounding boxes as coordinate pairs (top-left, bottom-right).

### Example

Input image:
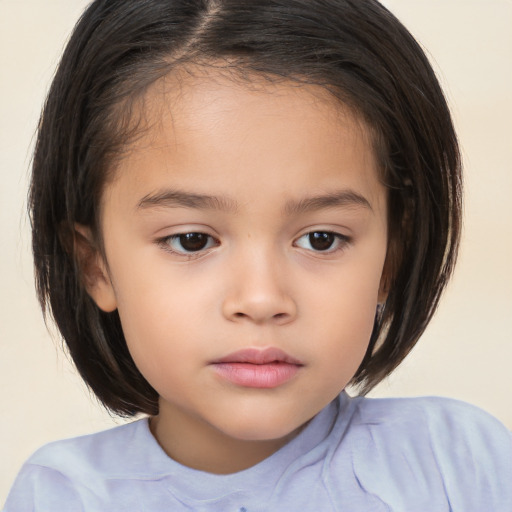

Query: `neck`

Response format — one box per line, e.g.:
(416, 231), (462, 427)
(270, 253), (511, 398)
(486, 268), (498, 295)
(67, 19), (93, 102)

(149, 402), (303, 474)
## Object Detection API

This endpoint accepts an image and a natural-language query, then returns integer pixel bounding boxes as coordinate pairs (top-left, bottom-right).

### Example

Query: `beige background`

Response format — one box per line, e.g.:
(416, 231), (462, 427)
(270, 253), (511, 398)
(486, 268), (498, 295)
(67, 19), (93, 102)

(1, 0), (511, 503)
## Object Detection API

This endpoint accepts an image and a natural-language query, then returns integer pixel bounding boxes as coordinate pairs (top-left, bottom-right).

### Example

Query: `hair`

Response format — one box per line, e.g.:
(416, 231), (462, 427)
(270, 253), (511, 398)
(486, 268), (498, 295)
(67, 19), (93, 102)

(30, 0), (462, 417)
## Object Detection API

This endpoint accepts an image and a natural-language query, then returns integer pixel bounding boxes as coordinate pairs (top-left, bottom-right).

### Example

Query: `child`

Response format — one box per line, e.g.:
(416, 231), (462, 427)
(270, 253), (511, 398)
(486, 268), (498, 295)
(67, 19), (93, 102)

(4, 0), (511, 510)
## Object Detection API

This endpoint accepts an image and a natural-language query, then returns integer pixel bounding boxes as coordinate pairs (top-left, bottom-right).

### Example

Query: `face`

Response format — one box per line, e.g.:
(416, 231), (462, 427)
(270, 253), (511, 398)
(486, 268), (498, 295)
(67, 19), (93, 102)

(87, 70), (388, 471)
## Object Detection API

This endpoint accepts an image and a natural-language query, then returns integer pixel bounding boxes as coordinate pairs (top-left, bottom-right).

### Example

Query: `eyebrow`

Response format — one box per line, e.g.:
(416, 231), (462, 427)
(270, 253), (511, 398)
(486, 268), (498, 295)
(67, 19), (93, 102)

(137, 188), (372, 215)
(284, 190), (373, 215)
(137, 189), (238, 213)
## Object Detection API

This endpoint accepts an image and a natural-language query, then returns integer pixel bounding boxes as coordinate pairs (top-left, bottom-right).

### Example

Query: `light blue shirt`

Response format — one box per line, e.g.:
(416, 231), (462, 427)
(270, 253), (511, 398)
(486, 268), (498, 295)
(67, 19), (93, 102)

(4, 392), (512, 511)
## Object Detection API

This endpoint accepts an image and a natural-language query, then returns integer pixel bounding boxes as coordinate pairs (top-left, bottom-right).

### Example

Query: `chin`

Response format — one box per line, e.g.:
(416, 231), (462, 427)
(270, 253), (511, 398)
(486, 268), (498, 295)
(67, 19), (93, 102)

(218, 414), (307, 443)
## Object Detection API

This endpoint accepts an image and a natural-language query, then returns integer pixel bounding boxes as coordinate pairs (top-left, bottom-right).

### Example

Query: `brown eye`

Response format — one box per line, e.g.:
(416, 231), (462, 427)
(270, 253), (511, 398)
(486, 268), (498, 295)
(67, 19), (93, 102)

(179, 233), (209, 251)
(308, 232), (335, 251)
(295, 231), (350, 253)
(165, 233), (216, 253)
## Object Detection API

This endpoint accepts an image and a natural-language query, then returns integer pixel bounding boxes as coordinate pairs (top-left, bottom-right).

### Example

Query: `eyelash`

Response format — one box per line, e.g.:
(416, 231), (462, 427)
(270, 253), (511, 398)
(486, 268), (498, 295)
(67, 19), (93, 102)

(157, 230), (351, 258)
(294, 231), (351, 254)
(158, 232), (220, 259)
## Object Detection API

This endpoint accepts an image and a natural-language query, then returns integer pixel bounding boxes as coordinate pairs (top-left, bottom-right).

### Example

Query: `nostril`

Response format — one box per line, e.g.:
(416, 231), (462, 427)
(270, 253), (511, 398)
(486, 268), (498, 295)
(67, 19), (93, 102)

(224, 297), (297, 324)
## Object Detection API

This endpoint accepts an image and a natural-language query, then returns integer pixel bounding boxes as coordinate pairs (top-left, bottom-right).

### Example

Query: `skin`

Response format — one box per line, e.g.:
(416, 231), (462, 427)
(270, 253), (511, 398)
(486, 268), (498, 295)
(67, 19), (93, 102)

(83, 70), (389, 474)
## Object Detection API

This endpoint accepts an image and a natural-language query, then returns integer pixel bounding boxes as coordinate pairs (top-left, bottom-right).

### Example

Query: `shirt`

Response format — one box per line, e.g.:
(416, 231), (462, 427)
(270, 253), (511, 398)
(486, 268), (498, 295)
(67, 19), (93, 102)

(4, 392), (512, 511)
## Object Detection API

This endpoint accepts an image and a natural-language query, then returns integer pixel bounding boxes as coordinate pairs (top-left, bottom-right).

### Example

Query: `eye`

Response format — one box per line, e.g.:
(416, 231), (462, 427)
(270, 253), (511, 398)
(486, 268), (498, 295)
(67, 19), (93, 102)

(295, 231), (350, 253)
(163, 232), (217, 254)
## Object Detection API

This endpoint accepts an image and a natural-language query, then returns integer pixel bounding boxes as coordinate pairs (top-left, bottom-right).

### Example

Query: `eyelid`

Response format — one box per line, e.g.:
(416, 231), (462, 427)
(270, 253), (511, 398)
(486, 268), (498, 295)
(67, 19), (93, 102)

(293, 230), (352, 254)
(157, 231), (220, 259)
(154, 227), (352, 259)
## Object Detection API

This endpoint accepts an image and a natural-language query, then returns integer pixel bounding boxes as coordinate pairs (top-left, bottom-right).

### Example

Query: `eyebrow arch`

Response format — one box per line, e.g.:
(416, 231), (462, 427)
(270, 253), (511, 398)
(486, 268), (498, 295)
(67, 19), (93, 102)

(137, 189), (238, 213)
(284, 190), (373, 215)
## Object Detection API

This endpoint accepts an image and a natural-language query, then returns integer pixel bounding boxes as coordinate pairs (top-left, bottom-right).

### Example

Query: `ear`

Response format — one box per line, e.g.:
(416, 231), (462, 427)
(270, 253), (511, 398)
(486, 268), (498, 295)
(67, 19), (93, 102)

(73, 224), (118, 312)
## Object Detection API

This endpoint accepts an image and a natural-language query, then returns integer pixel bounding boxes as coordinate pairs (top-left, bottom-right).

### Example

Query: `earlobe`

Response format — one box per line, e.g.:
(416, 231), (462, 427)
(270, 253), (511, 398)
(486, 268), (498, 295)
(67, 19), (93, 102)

(73, 224), (118, 312)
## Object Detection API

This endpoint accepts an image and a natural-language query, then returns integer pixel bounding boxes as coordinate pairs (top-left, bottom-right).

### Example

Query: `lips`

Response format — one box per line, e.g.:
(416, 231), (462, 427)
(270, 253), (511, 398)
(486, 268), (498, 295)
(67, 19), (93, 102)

(210, 348), (303, 388)
(212, 347), (303, 366)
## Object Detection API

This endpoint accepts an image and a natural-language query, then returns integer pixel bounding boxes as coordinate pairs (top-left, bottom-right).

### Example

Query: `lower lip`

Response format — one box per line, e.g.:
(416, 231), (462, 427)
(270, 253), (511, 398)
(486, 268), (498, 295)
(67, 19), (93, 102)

(212, 362), (301, 388)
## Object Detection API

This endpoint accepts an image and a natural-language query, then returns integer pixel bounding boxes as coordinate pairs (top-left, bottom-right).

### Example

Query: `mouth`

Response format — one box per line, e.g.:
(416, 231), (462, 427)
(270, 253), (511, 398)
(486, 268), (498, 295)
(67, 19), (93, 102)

(210, 348), (304, 388)
(212, 347), (303, 366)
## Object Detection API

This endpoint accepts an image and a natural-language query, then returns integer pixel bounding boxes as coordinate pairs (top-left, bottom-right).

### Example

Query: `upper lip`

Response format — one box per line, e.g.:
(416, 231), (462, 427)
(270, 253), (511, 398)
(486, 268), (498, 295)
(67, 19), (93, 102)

(211, 347), (303, 366)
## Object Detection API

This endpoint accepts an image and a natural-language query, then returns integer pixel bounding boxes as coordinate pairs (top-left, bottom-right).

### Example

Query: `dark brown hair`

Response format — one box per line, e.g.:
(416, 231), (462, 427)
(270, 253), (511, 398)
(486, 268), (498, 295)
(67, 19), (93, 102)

(30, 0), (462, 416)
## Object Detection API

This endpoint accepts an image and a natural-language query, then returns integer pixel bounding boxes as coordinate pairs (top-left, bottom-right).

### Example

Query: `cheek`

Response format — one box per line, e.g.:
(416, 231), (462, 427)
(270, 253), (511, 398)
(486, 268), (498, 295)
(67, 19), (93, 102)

(316, 297), (375, 367)
(116, 301), (200, 399)
(109, 261), (196, 374)
(314, 254), (383, 327)
(302, 253), (384, 370)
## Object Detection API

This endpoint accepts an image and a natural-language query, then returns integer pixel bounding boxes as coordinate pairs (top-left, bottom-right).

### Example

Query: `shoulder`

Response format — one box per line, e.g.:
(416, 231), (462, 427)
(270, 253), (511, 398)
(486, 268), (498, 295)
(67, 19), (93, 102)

(352, 394), (512, 458)
(3, 462), (82, 511)
(354, 393), (509, 432)
(27, 418), (147, 479)
(3, 419), (150, 510)
(328, 394), (512, 511)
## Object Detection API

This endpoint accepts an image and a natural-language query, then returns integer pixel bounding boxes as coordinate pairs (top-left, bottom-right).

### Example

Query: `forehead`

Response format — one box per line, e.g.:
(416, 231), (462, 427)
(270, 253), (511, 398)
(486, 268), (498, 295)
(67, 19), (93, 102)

(102, 68), (385, 215)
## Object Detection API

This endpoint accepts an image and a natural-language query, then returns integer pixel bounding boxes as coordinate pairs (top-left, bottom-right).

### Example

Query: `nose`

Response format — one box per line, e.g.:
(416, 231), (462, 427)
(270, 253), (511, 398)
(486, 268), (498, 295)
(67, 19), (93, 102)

(221, 249), (297, 325)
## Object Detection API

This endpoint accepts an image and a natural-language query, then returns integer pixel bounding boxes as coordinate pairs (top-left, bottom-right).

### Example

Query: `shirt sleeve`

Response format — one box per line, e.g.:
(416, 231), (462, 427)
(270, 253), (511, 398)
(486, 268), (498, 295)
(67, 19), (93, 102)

(344, 396), (512, 511)
(425, 398), (512, 511)
(3, 463), (83, 512)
